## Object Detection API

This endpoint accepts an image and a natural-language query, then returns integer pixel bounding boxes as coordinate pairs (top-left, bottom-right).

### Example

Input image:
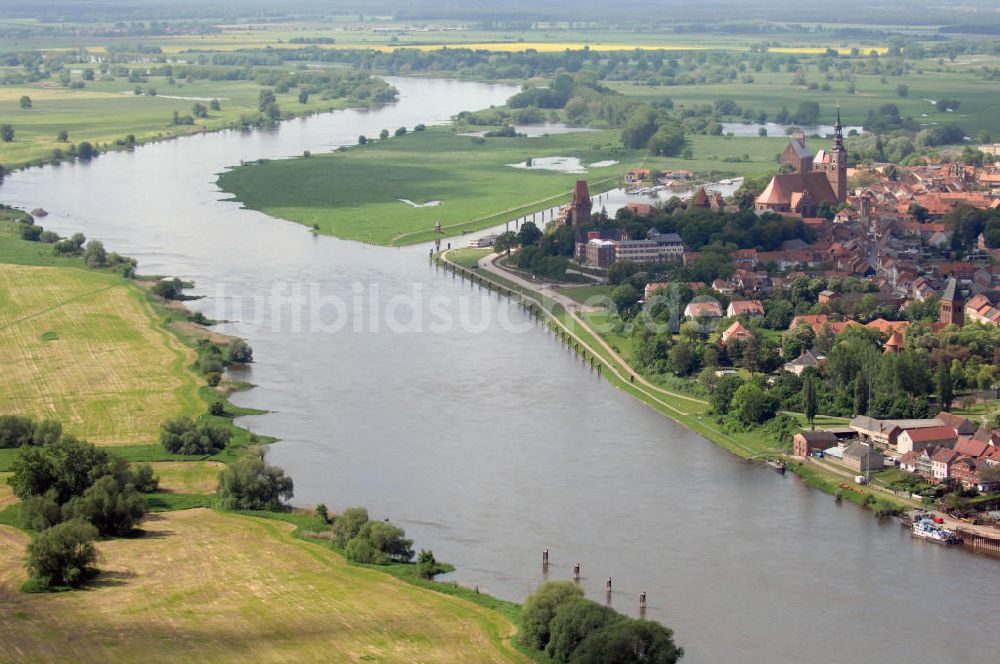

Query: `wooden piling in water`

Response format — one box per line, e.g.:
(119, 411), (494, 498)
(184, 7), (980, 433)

(959, 530), (1000, 556)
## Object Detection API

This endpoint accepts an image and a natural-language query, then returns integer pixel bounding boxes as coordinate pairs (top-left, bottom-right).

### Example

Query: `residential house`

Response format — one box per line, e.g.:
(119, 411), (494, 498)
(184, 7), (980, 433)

(783, 350), (821, 376)
(726, 300), (765, 319)
(720, 321), (754, 345)
(949, 456), (996, 491)
(900, 447), (936, 476)
(684, 299), (723, 321)
(931, 448), (961, 482)
(897, 425), (959, 455)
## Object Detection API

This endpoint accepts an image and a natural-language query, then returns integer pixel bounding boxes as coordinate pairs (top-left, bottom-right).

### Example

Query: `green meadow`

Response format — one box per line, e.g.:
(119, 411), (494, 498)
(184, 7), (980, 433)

(611, 64), (1000, 137)
(0, 76), (360, 169)
(217, 126), (640, 245)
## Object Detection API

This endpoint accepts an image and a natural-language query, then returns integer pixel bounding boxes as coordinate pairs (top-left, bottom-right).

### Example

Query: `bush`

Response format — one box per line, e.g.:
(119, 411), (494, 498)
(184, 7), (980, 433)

(355, 521), (413, 562)
(345, 536), (385, 564)
(21, 489), (63, 531)
(0, 415), (61, 448)
(20, 223), (42, 241)
(572, 619), (683, 664)
(83, 240), (107, 268)
(216, 458), (294, 511)
(159, 417), (231, 455)
(547, 595), (623, 662)
(520, 581), (585, 650)
(151, 277), (184, 300)
(226, 339), (253, 364)
(25, 519), (99, 588)
(130, 463), (159, 493)
(332, 506), (369, 547)
(62, 475), (146, 536)
(416, 549), (446, 579)
(209, 401), (225, 416)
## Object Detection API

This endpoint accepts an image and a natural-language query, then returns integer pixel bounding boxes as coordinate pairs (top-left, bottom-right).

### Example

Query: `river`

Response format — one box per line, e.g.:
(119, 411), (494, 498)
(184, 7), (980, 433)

(1, 77), (997, 663)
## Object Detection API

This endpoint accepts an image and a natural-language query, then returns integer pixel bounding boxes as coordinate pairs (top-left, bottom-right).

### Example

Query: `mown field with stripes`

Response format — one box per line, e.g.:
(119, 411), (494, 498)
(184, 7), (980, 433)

(0, 262), (203, 445)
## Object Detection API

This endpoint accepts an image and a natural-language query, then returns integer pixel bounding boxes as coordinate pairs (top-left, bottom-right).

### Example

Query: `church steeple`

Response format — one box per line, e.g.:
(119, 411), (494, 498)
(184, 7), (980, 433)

(833, 104), (844, 151)
(829, 104), (847, 203)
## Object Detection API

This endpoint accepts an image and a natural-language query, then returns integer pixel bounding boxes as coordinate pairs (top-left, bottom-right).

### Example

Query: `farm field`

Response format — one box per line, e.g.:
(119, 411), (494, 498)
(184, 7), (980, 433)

(218, 126), (639, 245)
(0, 18), (894, 54)
(0, 509), (526, 663)
(149, 461), (225, 494)
(610, 66), (1000, 137)
(0, 263), (203, 446)
(0, 77), (364, 170)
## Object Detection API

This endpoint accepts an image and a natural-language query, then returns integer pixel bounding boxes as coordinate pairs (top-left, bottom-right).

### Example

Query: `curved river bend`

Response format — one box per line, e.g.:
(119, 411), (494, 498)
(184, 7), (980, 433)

(2, 78), (998, 663)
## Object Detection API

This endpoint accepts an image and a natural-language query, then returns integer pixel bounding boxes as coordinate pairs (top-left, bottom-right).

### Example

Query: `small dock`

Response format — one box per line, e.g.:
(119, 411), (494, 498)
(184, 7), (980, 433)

(956, 529), (1000, 556)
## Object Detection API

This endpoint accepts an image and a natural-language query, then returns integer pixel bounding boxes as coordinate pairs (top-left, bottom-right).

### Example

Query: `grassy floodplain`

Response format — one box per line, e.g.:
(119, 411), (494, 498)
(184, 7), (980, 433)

(218, 126), (638, 245)
(0, 77), (365, 170)
(0, 509), (527, 663)
(610, 64), (1000, 137)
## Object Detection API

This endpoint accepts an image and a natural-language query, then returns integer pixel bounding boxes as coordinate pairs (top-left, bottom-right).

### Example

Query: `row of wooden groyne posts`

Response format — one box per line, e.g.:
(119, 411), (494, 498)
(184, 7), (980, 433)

(432, 251), (608, 375)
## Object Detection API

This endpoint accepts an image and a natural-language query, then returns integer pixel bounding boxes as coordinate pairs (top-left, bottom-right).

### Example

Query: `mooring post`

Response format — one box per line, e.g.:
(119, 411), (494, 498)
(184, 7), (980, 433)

(605, 577), (612, 593)
(640, 590), (647, 610)
(573, 563), (580, 580)
(542, 549), (549, 567)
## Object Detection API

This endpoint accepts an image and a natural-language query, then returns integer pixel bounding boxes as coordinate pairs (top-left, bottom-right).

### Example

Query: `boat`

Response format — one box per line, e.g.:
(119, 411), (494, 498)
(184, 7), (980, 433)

(912, 518), (960, 545)
(766, 459), (786, 474)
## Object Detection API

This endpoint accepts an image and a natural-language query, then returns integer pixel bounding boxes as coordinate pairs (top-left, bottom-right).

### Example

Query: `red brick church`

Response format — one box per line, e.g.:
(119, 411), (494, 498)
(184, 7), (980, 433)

(755, 108), (848, 217)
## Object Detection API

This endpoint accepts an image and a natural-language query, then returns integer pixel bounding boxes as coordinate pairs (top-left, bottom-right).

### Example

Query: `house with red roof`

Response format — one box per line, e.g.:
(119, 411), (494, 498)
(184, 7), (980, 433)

(720, 321), (754, 345)
(897, 425), (959, 455)
(865, 318), (911, 335)
(726, 300), (765, 319)
(684, 299), (723, 320)
(931, 447), (961, 481)
(938, 413), (976, 437)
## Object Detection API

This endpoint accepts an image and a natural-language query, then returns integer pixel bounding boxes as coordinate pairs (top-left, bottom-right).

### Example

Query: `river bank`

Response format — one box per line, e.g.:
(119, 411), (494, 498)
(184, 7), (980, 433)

(433, 248), (941, 519)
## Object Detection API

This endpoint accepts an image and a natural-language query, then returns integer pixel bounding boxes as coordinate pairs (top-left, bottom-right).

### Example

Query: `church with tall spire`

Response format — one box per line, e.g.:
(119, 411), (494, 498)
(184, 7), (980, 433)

(755, 106), (849, 217)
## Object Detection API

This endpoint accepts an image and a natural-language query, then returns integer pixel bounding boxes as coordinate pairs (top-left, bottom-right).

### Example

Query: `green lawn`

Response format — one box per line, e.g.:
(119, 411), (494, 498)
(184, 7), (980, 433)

(447, 247), (491, 268)
(217, 126), (640, 245)
(557, 284), (615, 305)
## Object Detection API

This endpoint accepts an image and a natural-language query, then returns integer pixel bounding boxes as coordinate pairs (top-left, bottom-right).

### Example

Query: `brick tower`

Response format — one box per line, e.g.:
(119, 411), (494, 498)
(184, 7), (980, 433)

(565, 180), (592, 226)
(939, 278), (964, 326)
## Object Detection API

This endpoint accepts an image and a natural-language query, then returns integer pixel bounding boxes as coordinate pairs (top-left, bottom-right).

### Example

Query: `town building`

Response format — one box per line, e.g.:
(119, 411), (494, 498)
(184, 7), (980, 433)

(896, 425), (960, 455)
(939, 278), (964, 326)
(562, 180), (593, 226)
(720, 321), (754, 345)
(755, 110), (848, 216)
(850, 416), (946, 450)
(793, 431), (839, 457)
(783, 350), (821, 376)
(726, 300), (765, 319)
(842, 441), (885, 473)
(683, 299), (723, 321)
